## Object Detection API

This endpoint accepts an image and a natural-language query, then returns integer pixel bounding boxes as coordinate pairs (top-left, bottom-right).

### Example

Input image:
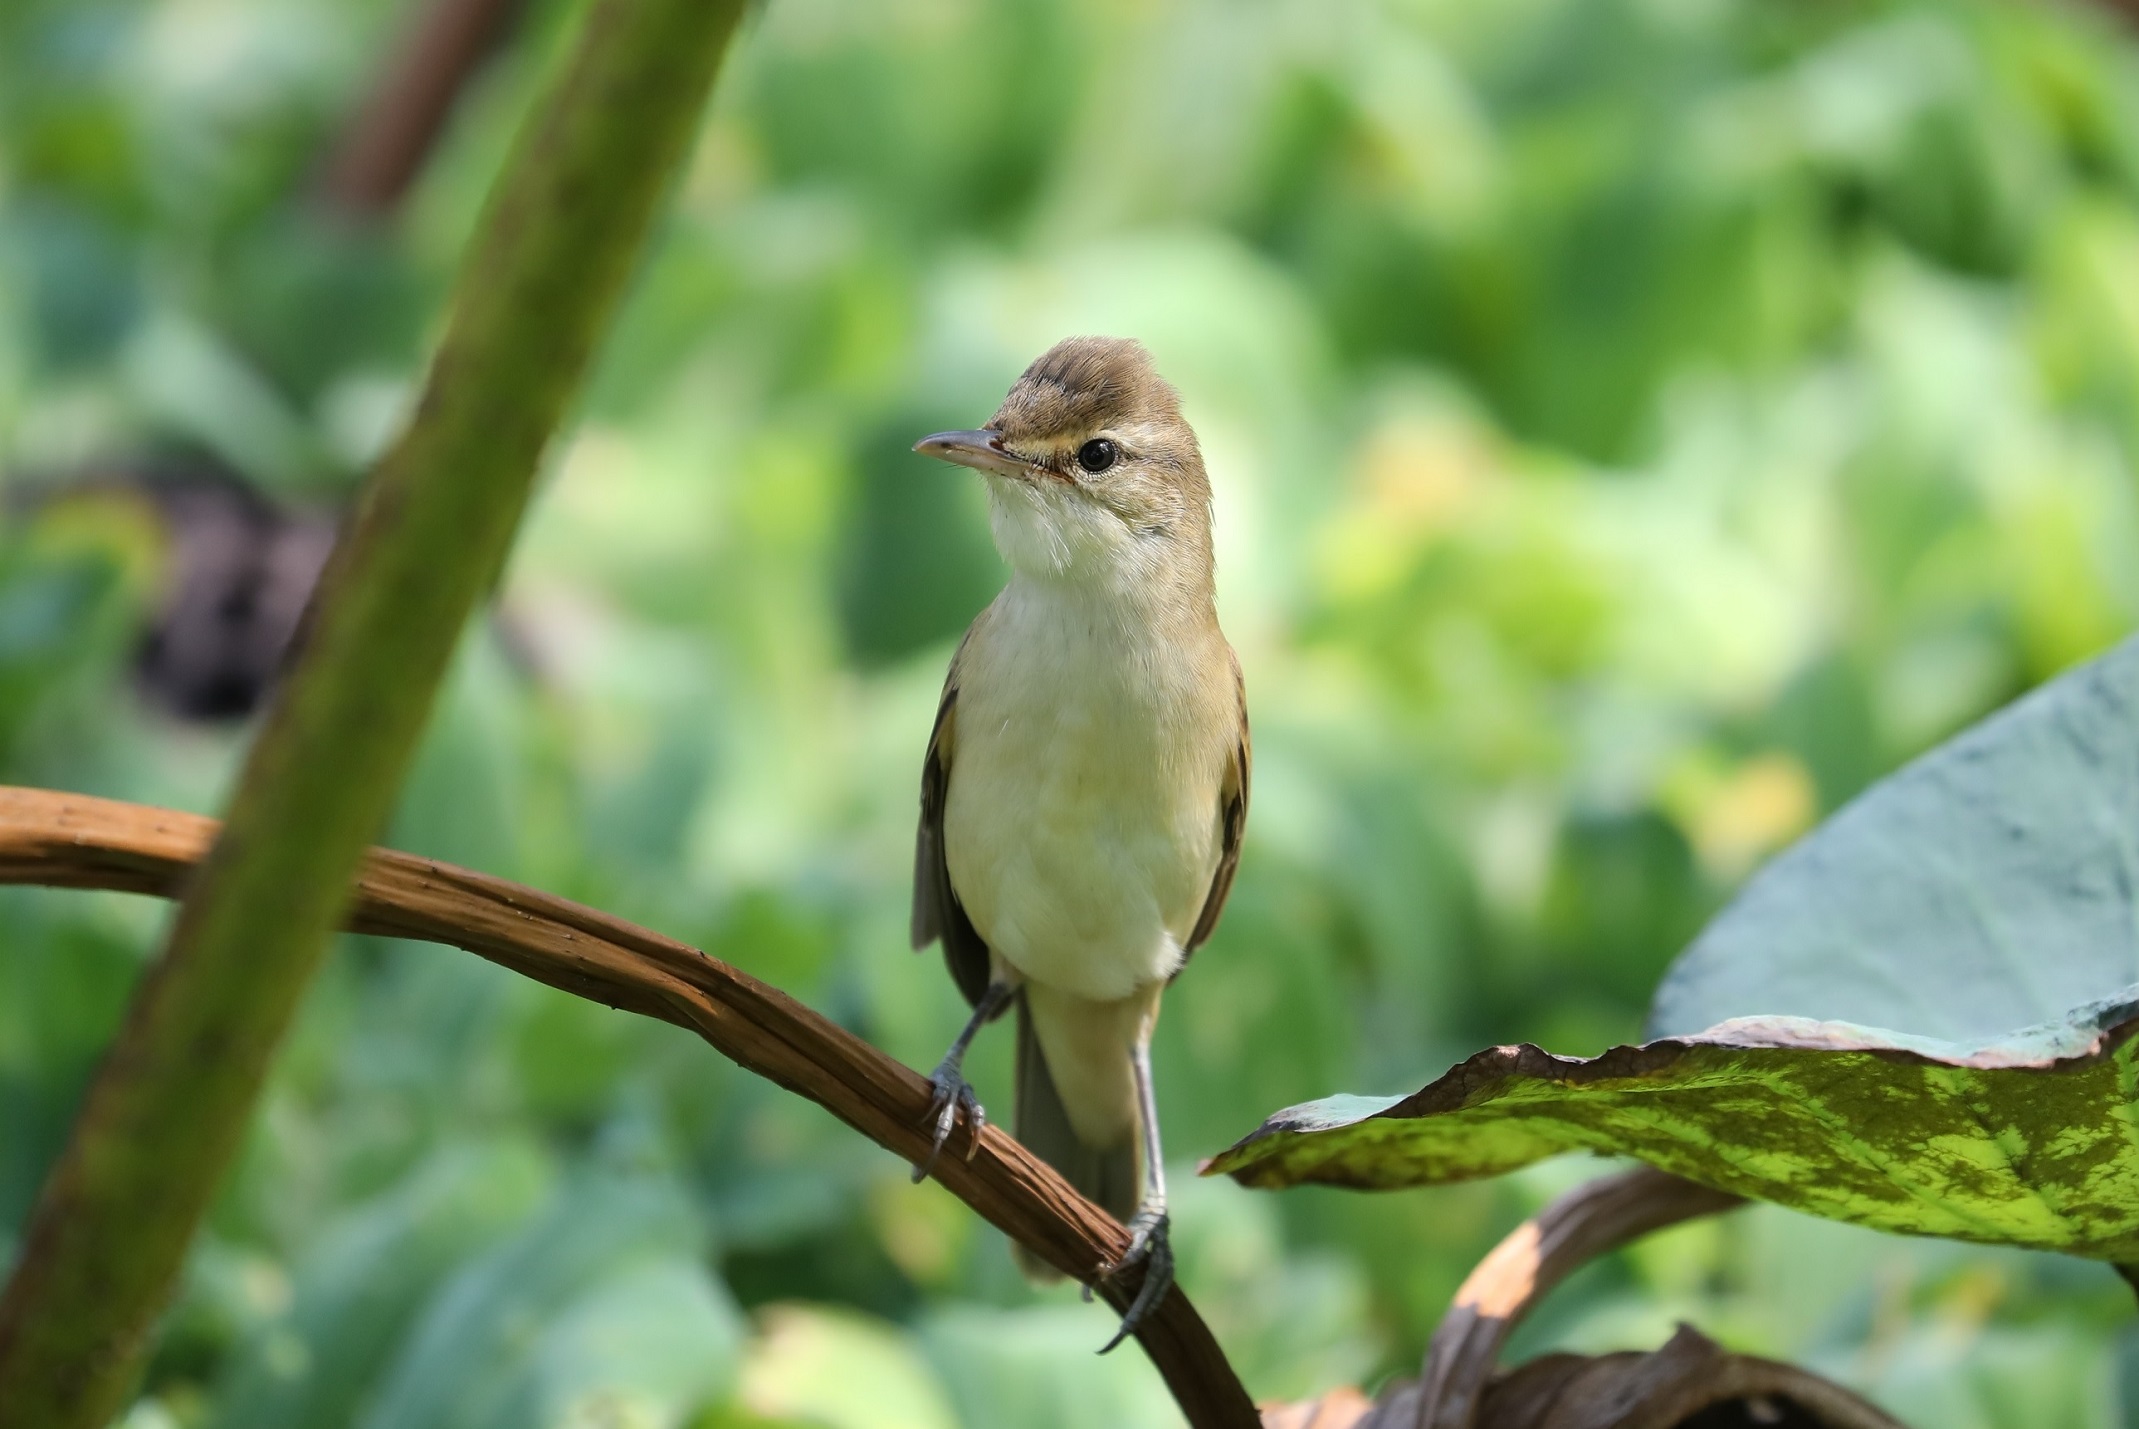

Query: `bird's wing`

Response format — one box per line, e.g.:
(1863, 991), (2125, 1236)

(1182, 648), (1250, 964)
(912, 630), (994, 1007)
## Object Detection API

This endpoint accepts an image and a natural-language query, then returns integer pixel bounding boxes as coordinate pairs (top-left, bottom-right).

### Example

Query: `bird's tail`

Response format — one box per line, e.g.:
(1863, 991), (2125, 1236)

(1011, 986), (1143, 1283)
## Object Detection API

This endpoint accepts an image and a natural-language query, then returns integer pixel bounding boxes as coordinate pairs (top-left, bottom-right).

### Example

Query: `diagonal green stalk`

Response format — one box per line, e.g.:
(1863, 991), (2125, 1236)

(0, 0), (747, 1421)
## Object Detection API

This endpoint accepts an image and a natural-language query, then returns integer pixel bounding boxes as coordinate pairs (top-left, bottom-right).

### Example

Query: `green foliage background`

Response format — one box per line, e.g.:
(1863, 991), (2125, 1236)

(5, 0), (2139, 1424)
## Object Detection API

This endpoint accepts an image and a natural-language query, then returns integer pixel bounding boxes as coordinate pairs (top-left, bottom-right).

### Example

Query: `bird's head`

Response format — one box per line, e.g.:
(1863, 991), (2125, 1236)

(915, 337), (1213, 592)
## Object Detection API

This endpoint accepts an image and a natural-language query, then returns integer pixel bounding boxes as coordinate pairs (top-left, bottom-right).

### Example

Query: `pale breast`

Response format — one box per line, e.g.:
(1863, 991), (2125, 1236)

(943, 582), (1234, 1002)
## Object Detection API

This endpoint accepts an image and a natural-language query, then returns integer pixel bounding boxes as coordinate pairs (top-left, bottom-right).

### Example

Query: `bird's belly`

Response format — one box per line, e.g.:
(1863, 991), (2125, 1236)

(944, 724), (1218, 1004)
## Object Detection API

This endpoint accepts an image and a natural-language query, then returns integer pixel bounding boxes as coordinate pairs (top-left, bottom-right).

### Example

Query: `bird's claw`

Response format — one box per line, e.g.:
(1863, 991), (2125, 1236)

(910, 1060), (985, 1183)
(1097, 1207), (1172, 1353)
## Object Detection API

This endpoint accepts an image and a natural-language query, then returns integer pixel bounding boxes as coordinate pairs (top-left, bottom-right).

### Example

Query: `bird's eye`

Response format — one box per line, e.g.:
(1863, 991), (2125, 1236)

(1076, 438), (1118, 474)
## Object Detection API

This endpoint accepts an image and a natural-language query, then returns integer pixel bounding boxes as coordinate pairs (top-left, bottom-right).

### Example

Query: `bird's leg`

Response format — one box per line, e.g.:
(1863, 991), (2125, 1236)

(911, 980), (1013, 1183)
(1099, 1035), (1172, 1353)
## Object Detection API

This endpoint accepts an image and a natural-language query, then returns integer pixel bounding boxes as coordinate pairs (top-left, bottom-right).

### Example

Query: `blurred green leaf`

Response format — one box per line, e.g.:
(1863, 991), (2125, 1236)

(354, 1167), (740, 1429)
(0, 894), (140, 1235)
(499, 1259), (743, 1429)
(8, 196), (142, 370)
(736, 1305), (957, 1429)
(210, 1140), (552, 1429)
(834, 415), (1001, 667)
(918, 1305), (1183, 1429)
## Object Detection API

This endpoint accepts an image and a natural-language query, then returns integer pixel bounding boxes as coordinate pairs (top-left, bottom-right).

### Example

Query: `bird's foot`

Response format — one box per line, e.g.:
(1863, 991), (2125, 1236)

(1097, 1205), (1172, 1354)
(909, 1059), (985, 1183)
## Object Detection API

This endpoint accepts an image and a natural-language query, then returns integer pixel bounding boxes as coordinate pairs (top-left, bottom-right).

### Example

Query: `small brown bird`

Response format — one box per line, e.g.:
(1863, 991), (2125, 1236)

(909, 337), (1249, 1343)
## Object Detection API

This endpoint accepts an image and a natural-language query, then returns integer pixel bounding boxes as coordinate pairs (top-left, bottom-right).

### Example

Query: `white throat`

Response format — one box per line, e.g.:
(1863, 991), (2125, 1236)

(982, 475), (1209, 616)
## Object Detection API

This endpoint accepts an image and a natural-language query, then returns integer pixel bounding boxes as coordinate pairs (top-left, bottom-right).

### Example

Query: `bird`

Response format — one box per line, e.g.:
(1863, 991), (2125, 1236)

(907, 336), (1249, 1346)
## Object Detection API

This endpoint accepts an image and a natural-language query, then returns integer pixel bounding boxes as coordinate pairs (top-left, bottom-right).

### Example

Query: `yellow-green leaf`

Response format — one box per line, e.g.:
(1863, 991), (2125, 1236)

(1204, 989), (2139, 1261)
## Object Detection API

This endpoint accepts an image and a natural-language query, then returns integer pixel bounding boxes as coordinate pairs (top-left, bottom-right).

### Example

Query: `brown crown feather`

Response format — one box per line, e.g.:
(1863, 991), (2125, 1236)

(990, 336), (1182, 444)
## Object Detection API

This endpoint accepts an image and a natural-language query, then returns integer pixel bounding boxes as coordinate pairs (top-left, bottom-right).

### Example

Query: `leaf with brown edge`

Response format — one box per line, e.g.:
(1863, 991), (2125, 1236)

(1204, 988), (2139, 1262)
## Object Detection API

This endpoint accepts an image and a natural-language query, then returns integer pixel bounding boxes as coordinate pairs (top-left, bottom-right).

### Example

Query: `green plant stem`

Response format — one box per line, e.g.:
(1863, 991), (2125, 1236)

(0, 0), (746, 1421)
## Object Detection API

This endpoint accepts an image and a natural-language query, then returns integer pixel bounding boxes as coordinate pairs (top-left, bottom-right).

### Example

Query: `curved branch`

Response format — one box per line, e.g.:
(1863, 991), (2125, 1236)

(1267, 1170), (1901, 1428)
(0, 787), (1259, 1429)
(1464, 1324), (1906, 1429)
(1414, 1168), (1744, 1429)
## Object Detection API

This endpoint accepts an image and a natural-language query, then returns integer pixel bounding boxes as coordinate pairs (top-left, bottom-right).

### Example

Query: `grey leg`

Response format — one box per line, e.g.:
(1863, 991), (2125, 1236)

(911, 981), (1013, 1182)
(1100, 1035), (1173, 1353)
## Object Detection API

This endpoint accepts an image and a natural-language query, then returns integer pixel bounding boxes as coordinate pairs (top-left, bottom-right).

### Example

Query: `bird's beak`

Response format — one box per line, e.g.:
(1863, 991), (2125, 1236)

(913, 429), (1039, 481)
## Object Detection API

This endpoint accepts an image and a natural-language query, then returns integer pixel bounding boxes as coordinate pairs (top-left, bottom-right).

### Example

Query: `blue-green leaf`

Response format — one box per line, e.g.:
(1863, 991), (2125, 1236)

(1650, 635), (2139, 1042)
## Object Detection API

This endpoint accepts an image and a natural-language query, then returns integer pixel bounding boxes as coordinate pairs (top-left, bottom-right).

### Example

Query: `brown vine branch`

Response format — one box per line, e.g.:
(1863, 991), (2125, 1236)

(1410, 1168), (1746, 1429)
(0, 786), (1259, 1429)
(319, 0), (527, 217)
(1267, 1169), (1903, 1429)
(1439, 1324), (1909, 1429)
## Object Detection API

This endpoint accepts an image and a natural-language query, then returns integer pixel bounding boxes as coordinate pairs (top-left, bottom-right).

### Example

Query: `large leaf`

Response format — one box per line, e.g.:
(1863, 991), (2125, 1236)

(1204, 989), (2139, 1262)
(1650, 634), (2139, 1042)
